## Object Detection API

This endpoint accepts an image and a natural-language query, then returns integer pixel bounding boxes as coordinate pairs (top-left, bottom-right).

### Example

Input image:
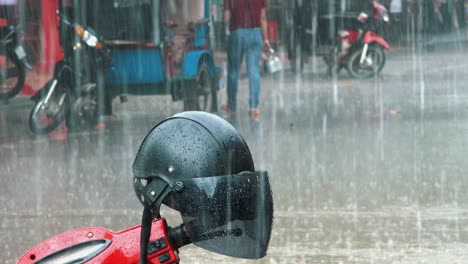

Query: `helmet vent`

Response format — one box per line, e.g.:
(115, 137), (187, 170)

(140, 179), (149, 186)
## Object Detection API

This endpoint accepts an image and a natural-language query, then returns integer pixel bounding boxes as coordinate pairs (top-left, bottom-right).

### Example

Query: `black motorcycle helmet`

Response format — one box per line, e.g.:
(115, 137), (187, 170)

(133, 112), (273, 262)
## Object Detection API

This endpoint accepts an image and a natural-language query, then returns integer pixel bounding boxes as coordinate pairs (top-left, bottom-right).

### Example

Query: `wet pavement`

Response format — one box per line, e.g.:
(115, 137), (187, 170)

(2, 45), (468, 263)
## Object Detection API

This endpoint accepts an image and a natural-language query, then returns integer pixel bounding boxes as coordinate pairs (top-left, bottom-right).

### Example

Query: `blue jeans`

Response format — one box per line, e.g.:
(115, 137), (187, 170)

(227, 28), (263, 112)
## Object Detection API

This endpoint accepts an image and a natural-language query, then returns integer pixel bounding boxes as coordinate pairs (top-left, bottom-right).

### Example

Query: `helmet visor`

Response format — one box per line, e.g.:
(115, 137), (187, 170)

(174, 171), (273, 259)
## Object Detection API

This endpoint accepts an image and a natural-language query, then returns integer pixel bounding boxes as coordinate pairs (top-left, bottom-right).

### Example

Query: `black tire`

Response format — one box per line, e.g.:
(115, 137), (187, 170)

(346, 45), (386, 79)
(67, 85), (99, 131)
(29, 81), (69, 135)
(0, 52), (25, 100)
(183, 61), (217, 112)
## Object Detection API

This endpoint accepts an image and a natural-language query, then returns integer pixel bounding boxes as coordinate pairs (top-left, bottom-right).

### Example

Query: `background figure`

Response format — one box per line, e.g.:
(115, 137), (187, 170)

(388, 0), (403, 43)
(224, 0), (269, 121)
(434, 0), (453, 32)
(286, 0), (315, 73)
(455, 0), (466, 28)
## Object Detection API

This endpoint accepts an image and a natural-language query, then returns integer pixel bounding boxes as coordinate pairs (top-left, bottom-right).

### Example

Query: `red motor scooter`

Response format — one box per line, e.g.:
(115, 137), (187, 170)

(17, 172), (273, 264)
(17, 219), (186, 264)
(17, 111), (274, 264)
(325, 0), (390, 79)
(17, 169), (273, 264)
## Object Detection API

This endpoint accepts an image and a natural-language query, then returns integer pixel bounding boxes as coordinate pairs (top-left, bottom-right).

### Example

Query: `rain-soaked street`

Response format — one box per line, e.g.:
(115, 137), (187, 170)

(2, 42), (468, 263)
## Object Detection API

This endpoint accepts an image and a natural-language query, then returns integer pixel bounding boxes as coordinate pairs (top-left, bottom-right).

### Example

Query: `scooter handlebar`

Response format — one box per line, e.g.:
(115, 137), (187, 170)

(17, 218), (181, 264)
(167, 224), (192, 249)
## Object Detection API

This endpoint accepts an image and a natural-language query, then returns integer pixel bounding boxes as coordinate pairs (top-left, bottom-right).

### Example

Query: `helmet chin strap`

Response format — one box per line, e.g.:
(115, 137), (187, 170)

(137, 178), (173, 264)
(139, 206), (154, 264)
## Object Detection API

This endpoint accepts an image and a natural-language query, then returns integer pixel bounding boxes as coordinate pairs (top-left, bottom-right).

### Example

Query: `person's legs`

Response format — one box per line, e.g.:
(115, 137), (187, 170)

(227, 30), (244, 113)
(456, 0), (465, 28)
(95, 66), (107, 131)
(245, 28), (263, 112)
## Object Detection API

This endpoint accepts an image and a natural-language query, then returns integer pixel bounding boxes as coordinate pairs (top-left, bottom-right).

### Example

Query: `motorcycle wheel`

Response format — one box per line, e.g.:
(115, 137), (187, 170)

(346, 45), (386, 79)
(67, 83), (99, 131)
(183, 61), (217, 112)
(29, 81), (69, 135)
(0, 52), (25, 100)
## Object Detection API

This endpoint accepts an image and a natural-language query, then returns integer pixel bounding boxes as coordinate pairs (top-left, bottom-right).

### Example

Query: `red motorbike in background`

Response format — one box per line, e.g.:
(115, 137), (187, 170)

(325, 0), (390, 79)
(0, 18), (32, 102)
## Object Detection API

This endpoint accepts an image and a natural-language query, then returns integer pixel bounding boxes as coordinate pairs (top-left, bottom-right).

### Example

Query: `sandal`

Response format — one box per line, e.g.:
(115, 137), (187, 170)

(249, 108), (260, 121)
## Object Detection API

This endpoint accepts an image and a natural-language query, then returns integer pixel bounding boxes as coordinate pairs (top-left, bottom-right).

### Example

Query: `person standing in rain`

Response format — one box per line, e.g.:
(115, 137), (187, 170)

(223, 0), (270, 121)
(389, 0), (403, 43)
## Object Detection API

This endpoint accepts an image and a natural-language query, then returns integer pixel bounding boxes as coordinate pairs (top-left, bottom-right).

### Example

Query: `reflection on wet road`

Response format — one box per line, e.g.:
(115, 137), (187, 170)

(2, 48), (468, 263)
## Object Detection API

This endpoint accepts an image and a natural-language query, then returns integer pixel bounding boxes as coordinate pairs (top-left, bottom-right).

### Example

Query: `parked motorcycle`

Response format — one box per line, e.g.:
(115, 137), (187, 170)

(28, 11), (111, 134)
(0, 20), (32, 102)
(325, 0), (390, 79)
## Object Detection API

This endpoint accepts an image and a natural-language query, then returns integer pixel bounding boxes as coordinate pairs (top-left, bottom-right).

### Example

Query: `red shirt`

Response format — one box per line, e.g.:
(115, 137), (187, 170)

(224, 0), (266, 31)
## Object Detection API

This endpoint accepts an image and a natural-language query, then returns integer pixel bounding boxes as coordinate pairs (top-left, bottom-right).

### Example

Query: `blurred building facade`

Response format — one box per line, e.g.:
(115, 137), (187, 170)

(0, 0), (466, 69)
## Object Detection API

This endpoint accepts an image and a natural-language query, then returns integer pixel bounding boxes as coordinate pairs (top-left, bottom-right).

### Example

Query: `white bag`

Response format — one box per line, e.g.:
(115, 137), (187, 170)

(263, 48), (282, 74)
